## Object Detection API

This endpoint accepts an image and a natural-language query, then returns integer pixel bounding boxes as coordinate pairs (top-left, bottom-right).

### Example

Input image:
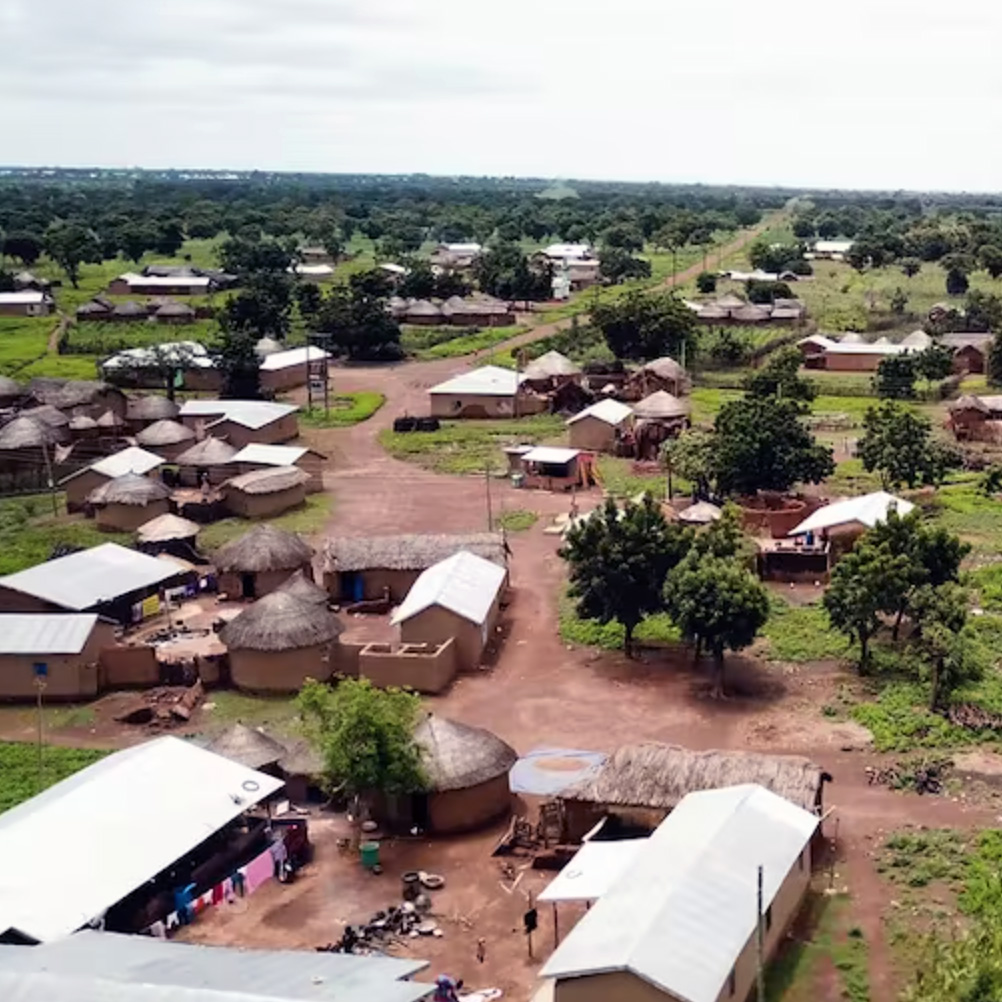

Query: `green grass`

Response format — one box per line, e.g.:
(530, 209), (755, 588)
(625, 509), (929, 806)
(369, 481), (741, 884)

(400, 325), (527, 360)
(0, 494), (130, 575)
(66, 320), (220, 355)
(201, 691), (300, 736)
(937, 482), (1002, 551)
(300, 392), (385, 428)
(761, 599), (851, 663)
(0, 741), (108, 813)
(198, 493), (333, 550)
(18, 355), (101, 379)
(378, 414), (565, 475)
(596, 456), (669, 499)
(558, 591), (681, 650)
(0, 316), (57, 377)
(495, 508), (538, 532)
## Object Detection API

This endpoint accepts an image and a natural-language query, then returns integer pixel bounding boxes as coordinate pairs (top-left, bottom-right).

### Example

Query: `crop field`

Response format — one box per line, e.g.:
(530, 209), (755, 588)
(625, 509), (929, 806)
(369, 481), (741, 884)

(0, 741), (108, 813)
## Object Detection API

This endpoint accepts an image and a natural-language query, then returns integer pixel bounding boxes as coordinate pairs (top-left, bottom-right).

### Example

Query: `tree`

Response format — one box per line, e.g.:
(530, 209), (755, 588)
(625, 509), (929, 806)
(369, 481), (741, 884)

(559, 495), (691, 657)
(979, 244), (1002, 279)
(599, 248), (651, 284)
(117, 223), (157, 264)
(946, 267), (970, 296)
(215, 327), (262, 399)
(295, 281), (322, 321)
(890, 287), (909, 314)
(660, 428), (715, 499)
(858, 401), (959, 488)
(695, 271), (717, 294)
(475, 242), (551, 304)
(989, 335), (1002, 387)
(315, 285), (403, 362)
(874, 354), (918, 399)
(297, 678), (425, 807)
(664, 554), (769, 697)
(915, 343), (954, 384)
(745, 279), (793, 304)
(219, 236), (292, 277)
(910, 584), (979, 710)
(900, 257), (921, 278)
(398, 261), (437, 300)
(592, 290), (697, 362)
(44, 222), (102, 288)
(155, 220), (186, 257)
(963, 290), (1002, 332)
(2, 232), (42, 267)
(602, 223), (644, 252)
(743, 347), (816, 402)
(711, 397), (834, 496)
(221, 273), (292, 340)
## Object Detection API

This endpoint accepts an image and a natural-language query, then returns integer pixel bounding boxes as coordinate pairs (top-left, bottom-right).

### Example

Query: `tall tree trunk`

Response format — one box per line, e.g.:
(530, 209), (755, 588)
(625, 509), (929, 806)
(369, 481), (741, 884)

(892, 603), (906, 642)
(693, 635), (703, 667)
(624, 622), (635, 660)
(930, 656), (944, 711)
(711, 646), (725, 699)
(858, 629), (870, 675)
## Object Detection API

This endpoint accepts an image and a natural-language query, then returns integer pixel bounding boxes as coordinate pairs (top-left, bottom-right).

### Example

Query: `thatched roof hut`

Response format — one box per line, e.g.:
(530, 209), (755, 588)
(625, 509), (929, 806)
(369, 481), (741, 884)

(136, 419), (196, 449)
(207, 723), (288, 771)
(20, 405), (69, 430)
(633, 390), (690, 420)
(26, 378), (119, 411)
(174, 436), (238, 467)
(225, 466), (309, 495)
(275, 567), (329, 606)
(560, 742), (827, 814)
(324, 533), (506, 574)
(214, 524), (313, 575)
(126, 396), (180, 423)
(414, 714), (517, 792)
(219, 591), (343, 652)
(678, 501), (722, 525)
(0, 416), (58, 450)
(523, 350), (582, 383)
(949, 394), (990, 414)
(0, 376), (21, 403)
(88, 472), (172, 507)
(136, 512), (200, 544)
(95, 409), (125, 431)
(222, 466), (310, 519)
(112, 301), (148, 320)
(641, 357), (686, 382)
(68, 414), (98, 434)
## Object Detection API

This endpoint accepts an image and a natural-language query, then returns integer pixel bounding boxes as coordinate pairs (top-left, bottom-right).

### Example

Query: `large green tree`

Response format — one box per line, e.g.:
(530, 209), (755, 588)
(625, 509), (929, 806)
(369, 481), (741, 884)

(2, 232), (42, 266)
(44, 222), (102, 287)
(664, 554), (769, 697)
(599, 248), (651, 284)
(592, 290), (697, 362)
(858, 401), (958, 488)
(660, 428), (715, 499)
(315, 285), (403, 361)
(711, 397), (834, 496)
(743, 347), (816, 402)
(910, 583), (979, 710)
(560, 495), (691, 657)
(874, 354), (918, 399)
(475, 242), (551, 303)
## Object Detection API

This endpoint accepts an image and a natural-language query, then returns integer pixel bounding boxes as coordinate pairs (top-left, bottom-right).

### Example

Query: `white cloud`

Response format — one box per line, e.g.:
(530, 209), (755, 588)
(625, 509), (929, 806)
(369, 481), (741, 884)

(4, 0), (1002, 190)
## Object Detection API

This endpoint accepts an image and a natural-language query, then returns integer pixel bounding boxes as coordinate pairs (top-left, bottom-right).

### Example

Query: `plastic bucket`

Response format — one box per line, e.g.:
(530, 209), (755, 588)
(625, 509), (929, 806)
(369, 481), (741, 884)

(360, 841), (380, 868)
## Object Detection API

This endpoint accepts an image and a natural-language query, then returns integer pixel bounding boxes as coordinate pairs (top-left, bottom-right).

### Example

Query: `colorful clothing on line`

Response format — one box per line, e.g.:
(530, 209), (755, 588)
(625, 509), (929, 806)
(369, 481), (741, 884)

(244, 849), (275, 894)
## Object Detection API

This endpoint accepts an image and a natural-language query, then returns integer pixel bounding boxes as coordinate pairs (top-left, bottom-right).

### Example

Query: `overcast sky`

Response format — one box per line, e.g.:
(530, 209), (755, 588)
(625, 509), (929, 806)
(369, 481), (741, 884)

(4, 1), (1002, 191)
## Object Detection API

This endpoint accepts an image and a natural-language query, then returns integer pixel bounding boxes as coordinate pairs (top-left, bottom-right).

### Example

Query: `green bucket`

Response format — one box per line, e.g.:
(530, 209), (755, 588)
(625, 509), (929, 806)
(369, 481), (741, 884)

(360, 841), (380, 868)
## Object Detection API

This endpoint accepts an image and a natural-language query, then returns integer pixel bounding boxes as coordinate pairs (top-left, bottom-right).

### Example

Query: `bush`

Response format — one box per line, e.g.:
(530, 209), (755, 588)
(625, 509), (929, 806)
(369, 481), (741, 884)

(300, 392), (384, 428)
(695, 271), (717, 294)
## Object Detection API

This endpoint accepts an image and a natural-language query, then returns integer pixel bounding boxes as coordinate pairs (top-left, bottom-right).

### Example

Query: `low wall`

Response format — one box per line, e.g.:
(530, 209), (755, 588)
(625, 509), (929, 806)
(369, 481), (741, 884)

(739, 494), (822, 539)
(357, 638), (457, 694)
(100, 644), (160, 687)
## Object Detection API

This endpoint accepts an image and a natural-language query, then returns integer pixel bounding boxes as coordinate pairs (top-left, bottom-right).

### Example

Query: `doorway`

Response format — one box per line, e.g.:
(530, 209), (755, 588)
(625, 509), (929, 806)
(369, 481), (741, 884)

(241, 573), (256, 599)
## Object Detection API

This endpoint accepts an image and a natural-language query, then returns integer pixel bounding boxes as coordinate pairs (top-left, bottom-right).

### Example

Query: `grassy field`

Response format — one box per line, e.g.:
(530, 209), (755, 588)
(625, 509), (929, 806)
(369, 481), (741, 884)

(760, 600), (851, 663)
(400, 324), (527, 360)
(300, 392), (385, 428)
(66, 319), (221, 356)
(198, 493), (333, 550)
(0, 741), (108, 813)
(494, 508), (539, 532)
(378, 414), (565, 475)
(0, 316), (57, 377)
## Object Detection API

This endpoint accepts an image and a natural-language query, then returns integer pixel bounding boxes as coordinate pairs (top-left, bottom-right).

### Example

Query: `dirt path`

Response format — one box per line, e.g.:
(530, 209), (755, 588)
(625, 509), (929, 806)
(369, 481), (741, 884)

(46, 312), (68, 353)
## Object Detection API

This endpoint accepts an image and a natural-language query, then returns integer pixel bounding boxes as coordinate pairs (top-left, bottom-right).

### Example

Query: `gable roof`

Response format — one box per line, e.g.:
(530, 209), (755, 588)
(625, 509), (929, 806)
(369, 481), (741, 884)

(258, 346), (332, 371)
(0, 738), (283, 943)
(428, 365), (526, 397)
(541, 784), (819, 1002)
(939, 331), (994, 351)
(0, 542), (183, 611)
(566, 398), (634, 427)
(0, 613), (99, 655)
(788, 491), (914, 536)
(390, 550), (507, 626)
(75, 446), (164, 482)
(230, 443), (313, 467)
(179, 399), (299, 430)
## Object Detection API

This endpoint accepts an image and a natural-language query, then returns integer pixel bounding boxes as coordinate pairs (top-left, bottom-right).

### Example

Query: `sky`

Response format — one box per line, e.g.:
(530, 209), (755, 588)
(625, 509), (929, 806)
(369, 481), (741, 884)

(4, 0), (1002, 191)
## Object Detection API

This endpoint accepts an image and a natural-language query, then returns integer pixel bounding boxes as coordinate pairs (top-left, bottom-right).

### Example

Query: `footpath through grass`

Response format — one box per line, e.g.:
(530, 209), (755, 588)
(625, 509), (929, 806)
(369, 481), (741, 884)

(300, 392), (385, 428)
(0, 741), (108, 813)
(400, 325), (527, 360)
(0, 317), (57, 378)
(198, 493), (333, 549)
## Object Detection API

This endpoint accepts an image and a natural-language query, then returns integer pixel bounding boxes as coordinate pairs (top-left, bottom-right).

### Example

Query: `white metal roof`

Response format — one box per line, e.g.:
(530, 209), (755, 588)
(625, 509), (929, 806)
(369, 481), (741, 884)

(0, 291), (49, 305)
(258, 346), (331, 371)
(428, 365), (526, 396)
(289, 264), (335, 277)
(0, 737), (284, 943)
(390, 550), (507, 627)
(822, 342), (909, 355)
(179, 399), (299, 430)
(119, 272), (212, 289)
(797, 334), (836, 349)
(230, 443), (309, 466)
(0, 543), (182, 611)
(92, 446), (164, 478)
(813, 239), (854, 253)
(522, 446), (581, 465)
(0, 614), (99, 655)
(566, 399), (634, 427)
(0, 930), (431, 1002)
(379, 262), (409, 274)
(538, 839), (647, 904)
(543, 243), (592, 260)
(441, 242), (481, 253)
(101, 342), (216, 371)
(788, 491), (914, 536)
(540, 784), (819, 1002)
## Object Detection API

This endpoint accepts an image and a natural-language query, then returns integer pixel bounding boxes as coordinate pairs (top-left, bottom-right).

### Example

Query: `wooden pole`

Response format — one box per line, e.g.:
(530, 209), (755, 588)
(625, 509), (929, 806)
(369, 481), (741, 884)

(485, 461), (493, 531)
(756, 864), (765, 1002)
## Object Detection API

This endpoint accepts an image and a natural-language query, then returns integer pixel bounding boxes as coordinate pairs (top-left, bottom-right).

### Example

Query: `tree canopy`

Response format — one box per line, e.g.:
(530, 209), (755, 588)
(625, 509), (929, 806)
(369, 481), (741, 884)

(858, 401), (958, 489)
(742, 347), (816, 402)
(592, 290), (697, 362)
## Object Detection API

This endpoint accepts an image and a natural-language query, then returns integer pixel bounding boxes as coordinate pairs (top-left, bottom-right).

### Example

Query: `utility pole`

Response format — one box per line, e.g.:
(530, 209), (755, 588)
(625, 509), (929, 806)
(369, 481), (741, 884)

(32, 666), (47, 792)
(756, 864), (765, 1002)
(40, 439), (57, 516)
(485, 461), (494, 531)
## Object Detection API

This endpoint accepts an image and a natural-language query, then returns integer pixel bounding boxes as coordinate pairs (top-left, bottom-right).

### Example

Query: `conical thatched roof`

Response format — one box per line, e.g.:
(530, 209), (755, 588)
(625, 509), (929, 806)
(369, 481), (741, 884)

(21, 405), (69, 428)
(0, 376), (21, 399)
(641, 356), (686, 380)
(96, 409), (125, 429)
(127, 396), (180, 422)
(839, 332), (865, 344)
(634, 390), (690, 420)
(255, 337), (282, 358)
(136, 419), (196, 447)
(0, 416), (57, 449)
(275, 568), (328, 606)
(225, 466), (309, 495)
(214, 524), (313, 573)
(523, 350), (581, 381)
(69, 415), (98, 431)
(950, 394), (990, 414)
(208, 723), (288, 770)
(88, 472), (172, 507)
(174, 436), (238, 466)
(218, 591), (343, 652)
(414, 714), (517, 792)
(112, 300), (148, 318)
(278, 738), (323, 777)
(136, 512), (201, 543)
(678, 500), (722, 525)
(28, 378), (114, 409)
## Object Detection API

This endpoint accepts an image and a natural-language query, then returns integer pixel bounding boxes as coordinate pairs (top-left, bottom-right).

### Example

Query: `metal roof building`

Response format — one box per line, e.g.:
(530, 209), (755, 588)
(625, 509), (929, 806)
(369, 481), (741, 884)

(566, 399), (633, 427)
(391, 550), (507, 627)
(258, 347), (332, 372)
(788, 490), (914, 537)
(428, 365), (526, 397)
(0, 738), (284, 944)
(0, 614), (99, 655)
(541, 784), (819, 1002)
(230, 444), (311, 466)
(0, 930), (431, 1002)
(179, 400), (299, 431)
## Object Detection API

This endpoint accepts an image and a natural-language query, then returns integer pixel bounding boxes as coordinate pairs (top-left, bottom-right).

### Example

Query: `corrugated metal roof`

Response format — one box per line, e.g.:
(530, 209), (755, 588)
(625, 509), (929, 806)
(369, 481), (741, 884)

(102, 342), (216, 372)
(91, 446), (165, 479)
(179, 400), (299, 430)
(230, 444), (309, 466)
(0, 292), (48, 305)
(521, 446), (580, 465)
(823, 342), (909, 355)
(390, 550), (507, 627)
(540, 785), (818, 1002)
(788, 491), (914, 536)
(566, 400), (633, 427)
(0, 543), (184, 611)
(0, 931), (431, 1002)
(538, 838), (647, 903)
(259, 347), (331, 371)
(428, 365), (525, 396)
(0, 614), (99, 655)
(120, 272), (211, 289)
(0, 738), (284, 944)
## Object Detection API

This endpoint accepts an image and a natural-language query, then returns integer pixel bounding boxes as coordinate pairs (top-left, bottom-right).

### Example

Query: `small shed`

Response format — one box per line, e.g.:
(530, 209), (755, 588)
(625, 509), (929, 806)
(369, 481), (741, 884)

(173, 436), (239, 486)
(135, 419), (196, 461)
(87, 473), (172, 532)
(219, 591), (344, 693)
(213, 525), (314, 599)
(228, 443), (325, 493)
(566, 399), (633, 452)
(125, 395), (181, 431)
(520, 445), (585, 490)
(222, 466), (310, 519)
(60, 446), (165, 512)
(391, 550), (507, 672)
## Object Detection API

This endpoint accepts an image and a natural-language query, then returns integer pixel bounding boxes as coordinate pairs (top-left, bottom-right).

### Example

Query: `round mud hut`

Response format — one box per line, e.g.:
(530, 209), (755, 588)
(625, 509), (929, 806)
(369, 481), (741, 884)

(411, 714), (518, 834)
(0, 376), (21, 407)
(219, 591), (344, 692)
(136, 419), (196, 461)
(96, 409), (126, 434)
(222, 466), (310, 519)
(213, 524), (315, 599)
(126, 395), (180, 431)
(0, 416), (61, 483)
(207, 722), (288, 772)
(68, 414), (99, 440)
(174, 436), (238, 487)
(136, 512), (201, 559)
(88, 472), (172, 531)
